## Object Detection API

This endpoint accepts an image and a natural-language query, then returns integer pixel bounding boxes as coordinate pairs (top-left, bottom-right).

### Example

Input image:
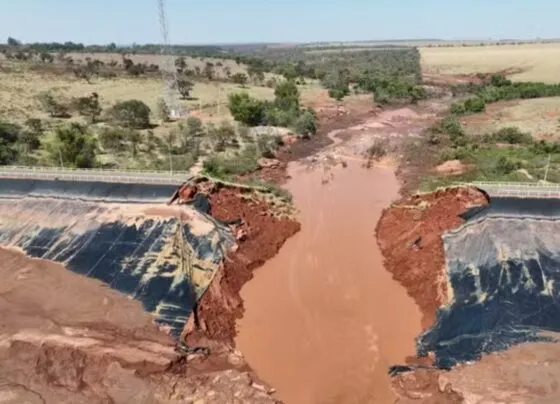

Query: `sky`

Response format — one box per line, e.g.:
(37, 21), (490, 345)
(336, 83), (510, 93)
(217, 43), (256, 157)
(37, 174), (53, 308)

(0, 0), (559, 45)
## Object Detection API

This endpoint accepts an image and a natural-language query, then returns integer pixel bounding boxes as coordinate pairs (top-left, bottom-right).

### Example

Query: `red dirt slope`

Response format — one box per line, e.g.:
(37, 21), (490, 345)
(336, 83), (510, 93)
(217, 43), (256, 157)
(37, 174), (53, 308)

(376, 187), (488, 328)
(189, 186), (300, 342)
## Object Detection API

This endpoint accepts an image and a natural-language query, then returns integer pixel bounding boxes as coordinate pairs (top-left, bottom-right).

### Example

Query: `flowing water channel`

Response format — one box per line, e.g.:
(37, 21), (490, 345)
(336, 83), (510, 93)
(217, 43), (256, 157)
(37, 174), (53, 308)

(236, 158), (422, 403)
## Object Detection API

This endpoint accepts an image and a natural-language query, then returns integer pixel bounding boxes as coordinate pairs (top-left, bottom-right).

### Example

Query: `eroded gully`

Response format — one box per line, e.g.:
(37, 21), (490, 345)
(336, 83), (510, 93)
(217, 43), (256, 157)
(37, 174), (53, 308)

(236, 130), (423, 403)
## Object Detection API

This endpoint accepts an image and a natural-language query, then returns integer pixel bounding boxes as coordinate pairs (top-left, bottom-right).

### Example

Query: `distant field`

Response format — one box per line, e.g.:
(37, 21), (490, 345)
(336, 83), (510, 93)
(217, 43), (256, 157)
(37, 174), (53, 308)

(0, 62), (325, 125)
(461, 97), (560, 139)
(421, 43), (560, 83)
(67, 52), (247, 79)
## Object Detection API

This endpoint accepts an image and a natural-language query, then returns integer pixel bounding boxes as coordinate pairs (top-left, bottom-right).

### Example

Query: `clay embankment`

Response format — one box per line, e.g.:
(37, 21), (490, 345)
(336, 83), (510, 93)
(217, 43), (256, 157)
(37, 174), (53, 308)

(376, 187), (488, 329)
(187, 185), (301, 343)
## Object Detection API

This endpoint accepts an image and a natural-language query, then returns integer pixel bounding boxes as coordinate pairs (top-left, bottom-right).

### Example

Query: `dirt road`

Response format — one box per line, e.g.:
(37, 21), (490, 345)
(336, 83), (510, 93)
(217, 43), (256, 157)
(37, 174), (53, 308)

(236, 159), (422, 403)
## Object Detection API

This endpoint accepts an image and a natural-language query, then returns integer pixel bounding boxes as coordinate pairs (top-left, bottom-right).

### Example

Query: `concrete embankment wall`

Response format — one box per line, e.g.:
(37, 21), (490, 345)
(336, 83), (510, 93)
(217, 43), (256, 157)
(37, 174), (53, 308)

(419, 197), (560, 368)
(0, 178), (235, 337)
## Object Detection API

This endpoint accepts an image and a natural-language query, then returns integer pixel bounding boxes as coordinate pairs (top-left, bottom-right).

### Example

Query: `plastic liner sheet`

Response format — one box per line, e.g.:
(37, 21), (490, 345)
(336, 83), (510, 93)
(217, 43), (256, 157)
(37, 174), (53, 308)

(0, 178), (177, 203)
(418, 197), (560, 369)
(0, 179), (235, 337)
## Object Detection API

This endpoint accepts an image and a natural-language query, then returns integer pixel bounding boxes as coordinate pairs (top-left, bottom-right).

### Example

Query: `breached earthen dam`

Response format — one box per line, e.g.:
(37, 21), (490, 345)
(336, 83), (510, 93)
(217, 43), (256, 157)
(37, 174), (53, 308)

(0, 177), (235, 337)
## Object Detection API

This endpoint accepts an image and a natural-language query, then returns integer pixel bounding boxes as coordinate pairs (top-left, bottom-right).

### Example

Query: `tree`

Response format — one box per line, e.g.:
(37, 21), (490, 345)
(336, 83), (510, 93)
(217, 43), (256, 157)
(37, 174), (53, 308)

(0, 121), (21, 164)
(228, 92), (265, 126)
(40, 52), (54, 63)
(328, 87), (349, 101)
(156, 98), (170, 122)
(274, 80), (300, 111)
(37, 92), (70, 118)
(106, 100), (151, 129)
(204, 62), (215, 80)
(98, 127), (124, 152)
(72, 93), (102, 123)
(7, 37), (21, 47)
(248, 65), (265, 84)
(177, 79), (194, 99)
(185, 117), (204, 137)
(209, 121), (236, 151)
(49, 123), (97, 168)
(231, 73), (248, 87)
(73, 66), (92, 83)
(24, 118), (43, 134)
(125, 130), (143, 157)
(292, 109), (317, 137)
(175, 57), (187, 73)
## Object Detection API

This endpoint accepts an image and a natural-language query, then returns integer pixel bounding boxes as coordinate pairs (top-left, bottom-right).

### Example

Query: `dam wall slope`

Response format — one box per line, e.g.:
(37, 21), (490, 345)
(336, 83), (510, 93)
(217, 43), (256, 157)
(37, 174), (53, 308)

(420, 197), (560, 368)
(0, 178), (235, 337)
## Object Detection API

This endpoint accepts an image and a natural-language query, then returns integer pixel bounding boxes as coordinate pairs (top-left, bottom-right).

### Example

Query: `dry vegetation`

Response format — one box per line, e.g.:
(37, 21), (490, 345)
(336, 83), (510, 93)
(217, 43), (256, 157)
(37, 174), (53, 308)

(0, 59), (324, 125)
(421, 43), (560, 83)
(461, 97), (560, 139)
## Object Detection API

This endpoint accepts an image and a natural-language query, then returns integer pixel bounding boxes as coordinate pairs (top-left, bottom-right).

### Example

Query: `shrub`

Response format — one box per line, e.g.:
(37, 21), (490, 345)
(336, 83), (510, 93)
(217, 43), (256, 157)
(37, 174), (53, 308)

(156, 98), (170, 122)
(177, 79), (194, 99)
(463, 97), (486, 113)
(228, 92), (266, 126)
(72, 93), (102, 123)
(483, 127), (533, 144)
(49, 123), (97, 168)
(106, 100), (151, 129)
(202, 146), (259, 178)
(292, 109), (318, 137)
(37, 92), (70, 118)
(274, 80), (300, 112)
(495, 156), (521, 174)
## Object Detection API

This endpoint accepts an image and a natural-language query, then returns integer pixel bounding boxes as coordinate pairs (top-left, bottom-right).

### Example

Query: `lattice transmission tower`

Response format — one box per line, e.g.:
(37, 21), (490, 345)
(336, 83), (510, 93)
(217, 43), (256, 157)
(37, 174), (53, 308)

(157, 0), (184, 119)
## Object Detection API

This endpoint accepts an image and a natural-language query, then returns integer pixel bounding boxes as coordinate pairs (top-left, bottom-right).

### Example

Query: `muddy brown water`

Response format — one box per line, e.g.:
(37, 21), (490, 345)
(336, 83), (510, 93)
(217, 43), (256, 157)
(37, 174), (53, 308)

(236, 160), (422, 403)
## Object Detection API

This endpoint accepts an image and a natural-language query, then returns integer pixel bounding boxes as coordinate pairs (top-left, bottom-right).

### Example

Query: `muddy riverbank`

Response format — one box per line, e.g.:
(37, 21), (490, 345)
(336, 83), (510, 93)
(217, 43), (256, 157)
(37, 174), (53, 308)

(236, 159), (422, 403)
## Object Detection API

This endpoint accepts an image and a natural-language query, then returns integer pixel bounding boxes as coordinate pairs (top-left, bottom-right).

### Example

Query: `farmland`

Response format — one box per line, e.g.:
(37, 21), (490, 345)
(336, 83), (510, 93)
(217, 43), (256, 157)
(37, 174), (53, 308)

(421, 42), (560, 83)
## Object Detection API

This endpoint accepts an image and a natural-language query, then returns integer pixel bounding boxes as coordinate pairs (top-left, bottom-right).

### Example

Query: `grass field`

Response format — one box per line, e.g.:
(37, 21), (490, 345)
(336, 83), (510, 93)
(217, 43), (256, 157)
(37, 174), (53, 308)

(0, 61), (324, 124)
(421, 43), (560, 83)
(461, 97), (560, 139)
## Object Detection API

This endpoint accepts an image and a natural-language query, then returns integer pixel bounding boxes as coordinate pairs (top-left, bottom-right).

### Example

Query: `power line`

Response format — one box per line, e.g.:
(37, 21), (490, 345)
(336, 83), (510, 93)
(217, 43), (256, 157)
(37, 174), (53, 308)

(157, 0), (184, 119)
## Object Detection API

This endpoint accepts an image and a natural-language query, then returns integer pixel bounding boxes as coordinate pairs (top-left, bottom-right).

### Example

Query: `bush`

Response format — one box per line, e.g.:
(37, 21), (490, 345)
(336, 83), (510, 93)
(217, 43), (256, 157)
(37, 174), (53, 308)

(274, 80), (300, 112)
(328, 87), (350, 101)
(449, 102), (466, 115)
(483, 127), (533, 144)
(97, 126), (127, 152)
(228, 92), (266, 126)
(463, 97), (486, 113)
(37, 92), (70, 118)
(49, 123), (97, 168)
(202, 146), (259, 178)
(106, 100), (151, 129)
(156, 98), (170, 122)
(0, 121), (21, 164)
(495, 156), (521, 174)
(72, 93), (102, 123)
(292, 109), (318, 137)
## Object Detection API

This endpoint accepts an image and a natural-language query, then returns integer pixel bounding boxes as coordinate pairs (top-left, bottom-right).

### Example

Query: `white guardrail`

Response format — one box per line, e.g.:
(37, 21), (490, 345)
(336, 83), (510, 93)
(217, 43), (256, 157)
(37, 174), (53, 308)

(0, 166), (192, 185)
(465, 181), (560, 198)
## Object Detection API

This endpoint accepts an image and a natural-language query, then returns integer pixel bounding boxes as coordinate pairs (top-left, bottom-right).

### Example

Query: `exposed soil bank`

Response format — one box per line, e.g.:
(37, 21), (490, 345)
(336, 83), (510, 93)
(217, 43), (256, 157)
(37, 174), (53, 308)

(189, 186), (301, 342)
(236, 160), (422, 404)
(0, 248), (278, 403)
(376, 187), (488, 329)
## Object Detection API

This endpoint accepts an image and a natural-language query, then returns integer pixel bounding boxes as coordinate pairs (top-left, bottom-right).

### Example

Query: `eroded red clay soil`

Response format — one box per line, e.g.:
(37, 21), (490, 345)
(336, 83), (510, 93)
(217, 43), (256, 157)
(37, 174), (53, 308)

(376, 187), (488, 329)
(188, 186), (300, 343)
